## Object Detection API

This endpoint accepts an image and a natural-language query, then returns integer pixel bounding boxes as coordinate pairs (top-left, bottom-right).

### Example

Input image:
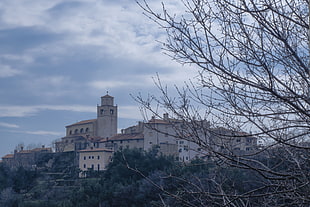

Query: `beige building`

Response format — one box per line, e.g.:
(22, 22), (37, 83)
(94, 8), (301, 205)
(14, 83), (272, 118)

(55, 94), (117, 152)
(78, 147), (113, 177)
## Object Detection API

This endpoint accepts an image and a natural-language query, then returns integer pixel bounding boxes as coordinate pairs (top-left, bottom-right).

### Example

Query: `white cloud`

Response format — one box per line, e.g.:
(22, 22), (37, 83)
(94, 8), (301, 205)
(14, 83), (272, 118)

(1, 54), (34, 63)
(0, 65), (22, 78)
(0, 122), (19, 128)
(25, 130), (62, 136)
(0, 105), (94, 118)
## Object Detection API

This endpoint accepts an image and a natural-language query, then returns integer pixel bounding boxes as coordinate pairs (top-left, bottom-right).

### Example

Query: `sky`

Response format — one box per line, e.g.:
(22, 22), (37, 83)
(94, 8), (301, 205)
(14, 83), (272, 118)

(0, 0), (199, 158)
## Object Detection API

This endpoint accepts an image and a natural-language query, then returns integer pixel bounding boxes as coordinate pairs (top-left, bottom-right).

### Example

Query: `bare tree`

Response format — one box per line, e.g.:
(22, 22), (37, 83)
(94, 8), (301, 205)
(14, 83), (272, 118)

(136, 0), (310, 206)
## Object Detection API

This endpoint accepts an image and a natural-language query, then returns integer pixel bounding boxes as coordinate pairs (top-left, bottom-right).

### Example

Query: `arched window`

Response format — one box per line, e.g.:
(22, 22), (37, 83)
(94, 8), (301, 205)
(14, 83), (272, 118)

(74, 129), (78, 134)
(85, 128), (89, 133)
(69, 130), (72, 135)
(80, 128), (84, 133)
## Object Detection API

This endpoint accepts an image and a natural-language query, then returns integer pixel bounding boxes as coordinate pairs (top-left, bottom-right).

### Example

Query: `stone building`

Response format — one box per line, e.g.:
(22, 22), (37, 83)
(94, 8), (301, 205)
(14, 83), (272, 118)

(55, 94), (117, 152)
(1, 146), (52, 169)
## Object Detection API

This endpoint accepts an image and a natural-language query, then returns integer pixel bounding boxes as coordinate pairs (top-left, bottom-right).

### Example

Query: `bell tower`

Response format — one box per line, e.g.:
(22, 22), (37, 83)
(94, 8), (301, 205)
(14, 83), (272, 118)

(96, 93), (117, 138)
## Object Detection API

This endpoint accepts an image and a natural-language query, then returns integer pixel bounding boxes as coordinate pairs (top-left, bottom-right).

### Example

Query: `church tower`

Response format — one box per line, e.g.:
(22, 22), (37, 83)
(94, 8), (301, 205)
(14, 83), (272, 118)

(96, 94), (117, 138)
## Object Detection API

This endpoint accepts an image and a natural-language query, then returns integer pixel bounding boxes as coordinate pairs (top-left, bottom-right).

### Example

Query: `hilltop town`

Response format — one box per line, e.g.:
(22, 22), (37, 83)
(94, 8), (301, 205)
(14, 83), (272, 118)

(1, 93), (258, 177)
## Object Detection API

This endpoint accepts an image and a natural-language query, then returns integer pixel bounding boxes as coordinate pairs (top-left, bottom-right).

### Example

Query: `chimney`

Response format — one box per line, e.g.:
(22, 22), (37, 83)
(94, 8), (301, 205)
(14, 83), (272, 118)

(163, 113), (169, 120)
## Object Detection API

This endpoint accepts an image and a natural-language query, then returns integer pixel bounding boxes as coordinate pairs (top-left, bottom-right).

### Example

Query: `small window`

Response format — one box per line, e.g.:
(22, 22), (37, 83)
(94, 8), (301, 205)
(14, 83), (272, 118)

(69, 130), (72, 135)
(236, 139), (241, 142)
(246, 147), (252, 151)
(74, 129), (78, 134)
(100, 109), (104, 114)
(98, 164), (100, 171)
(80, 128), (84, 133)
(120, 141), (123, 144)
(110, 109), (114, 114)
(92, 156), (94, 159)
(85, 128), (89, 133)
(97, 156), (100, 160)
(89, 156), (91, 159)
(91, 164), (94, 169)
(84, 156), (86, 160)
(83, 164), (86, 168)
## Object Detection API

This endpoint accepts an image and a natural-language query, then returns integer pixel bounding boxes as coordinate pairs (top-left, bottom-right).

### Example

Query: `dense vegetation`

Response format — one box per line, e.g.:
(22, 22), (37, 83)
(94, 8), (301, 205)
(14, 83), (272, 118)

(0, 147), (302, 207)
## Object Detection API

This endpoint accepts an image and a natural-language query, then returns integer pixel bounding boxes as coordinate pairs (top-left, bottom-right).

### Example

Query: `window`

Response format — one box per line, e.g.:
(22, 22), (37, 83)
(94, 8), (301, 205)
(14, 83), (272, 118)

(100, 109), (104, 115)
(80, 128), (84, 133)
(246, 147), (252, 151)
(110, 109), (114, 114)
(246, 138), (252, 143)
(236, 139), (241, 142)
(69, 130), (72, 135)
(84, 156), (86, 160)
(89, 156), (91, 159)
(179, 148), (182, 152)
(91, 164), (94, 169)
(74, 129), (78, 134)
(85, 128), (89, 133)
(83, 164), (86, 168)
(97, 156), (100, 160)
(98, 164), (100, 171)
(92, 156), (94, 159)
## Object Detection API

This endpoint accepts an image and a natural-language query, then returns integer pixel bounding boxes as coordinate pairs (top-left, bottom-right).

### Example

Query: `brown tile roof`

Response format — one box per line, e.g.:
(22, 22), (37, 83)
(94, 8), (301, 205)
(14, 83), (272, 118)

(66, 119), (96, 127)
(101, 133), (144, 142)
(79, 148), (113, 153)
(31, 147), (52, 152)
(86, 136), (102, 142)
(2, 154), (14, 159)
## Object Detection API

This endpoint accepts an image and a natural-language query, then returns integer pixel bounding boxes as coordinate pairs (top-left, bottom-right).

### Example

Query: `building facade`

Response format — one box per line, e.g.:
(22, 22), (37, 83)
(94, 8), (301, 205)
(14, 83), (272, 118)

(55, 94), (117, 152)
(78, 147), (113, 177)
(1, 146), (52, 169)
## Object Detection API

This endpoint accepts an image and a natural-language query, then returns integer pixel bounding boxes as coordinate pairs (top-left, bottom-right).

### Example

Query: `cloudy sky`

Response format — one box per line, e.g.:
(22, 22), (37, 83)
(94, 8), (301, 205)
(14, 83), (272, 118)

(0, 0), (199, 158)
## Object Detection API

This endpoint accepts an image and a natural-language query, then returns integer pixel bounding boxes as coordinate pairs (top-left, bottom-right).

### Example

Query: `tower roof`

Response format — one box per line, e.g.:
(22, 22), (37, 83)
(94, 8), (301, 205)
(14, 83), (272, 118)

(101, 94), (113, 98)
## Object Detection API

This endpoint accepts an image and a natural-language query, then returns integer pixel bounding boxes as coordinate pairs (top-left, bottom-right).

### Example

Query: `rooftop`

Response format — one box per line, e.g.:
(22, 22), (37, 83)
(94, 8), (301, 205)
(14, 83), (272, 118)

(66, 119), (96, 127)
(79, 148), (113, 153)
(101, 133), (144, 142)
